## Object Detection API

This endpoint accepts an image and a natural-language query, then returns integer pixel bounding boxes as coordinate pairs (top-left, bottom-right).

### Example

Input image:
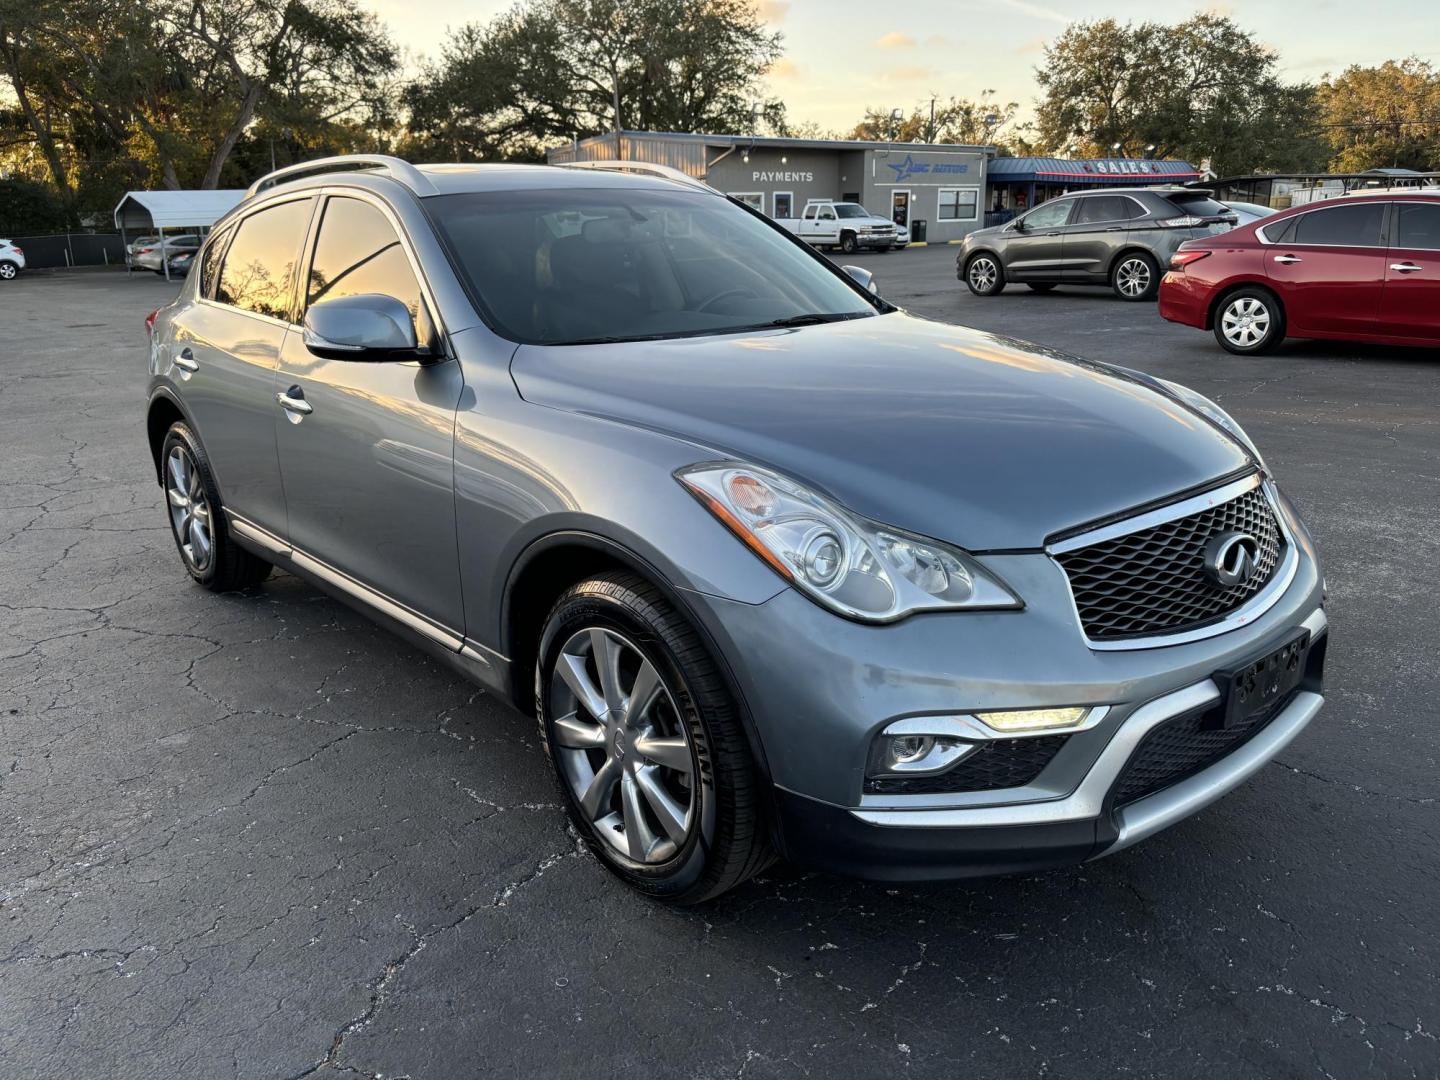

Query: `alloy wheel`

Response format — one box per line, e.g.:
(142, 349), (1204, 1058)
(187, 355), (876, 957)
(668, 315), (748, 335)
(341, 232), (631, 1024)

(1221, 296), (1271, 349)
(1115, 258), (1152, 298)
(165, 445), (213, 572)
(0, 263), (16, 280)
(550, 627), (696, 865)
(968, 257), (998, 292)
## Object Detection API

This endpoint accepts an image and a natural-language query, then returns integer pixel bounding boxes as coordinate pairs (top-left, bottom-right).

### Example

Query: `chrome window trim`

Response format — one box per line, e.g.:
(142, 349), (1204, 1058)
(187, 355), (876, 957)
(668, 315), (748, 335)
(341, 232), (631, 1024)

(1255, 201), (1389, 248)
(850, 608), (1326, 828)
(1047, 473), (1300, 652)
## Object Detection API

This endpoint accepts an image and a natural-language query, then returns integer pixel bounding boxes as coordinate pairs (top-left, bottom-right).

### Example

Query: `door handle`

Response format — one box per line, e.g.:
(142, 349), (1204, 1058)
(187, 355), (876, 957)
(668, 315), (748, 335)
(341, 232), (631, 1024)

(276, 388), (313, 419)
(1273, 254), (1302, 264)
(1390, 262), (1423, 273)
(1104, 227), (1124, 232)
(173, 347), (198, 372)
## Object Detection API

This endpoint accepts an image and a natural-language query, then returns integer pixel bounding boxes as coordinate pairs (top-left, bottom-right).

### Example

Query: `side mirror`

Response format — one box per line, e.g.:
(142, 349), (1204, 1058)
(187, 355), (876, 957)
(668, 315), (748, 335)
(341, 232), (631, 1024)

(1011, 218), (1027, 232)
(842, 264), (878, 295)
(302, 293), (423, 361)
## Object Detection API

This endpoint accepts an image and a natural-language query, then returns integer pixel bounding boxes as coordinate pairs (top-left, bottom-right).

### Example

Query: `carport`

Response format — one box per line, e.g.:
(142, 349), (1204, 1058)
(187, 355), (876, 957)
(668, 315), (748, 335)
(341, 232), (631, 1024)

(113, 189), (246, 281)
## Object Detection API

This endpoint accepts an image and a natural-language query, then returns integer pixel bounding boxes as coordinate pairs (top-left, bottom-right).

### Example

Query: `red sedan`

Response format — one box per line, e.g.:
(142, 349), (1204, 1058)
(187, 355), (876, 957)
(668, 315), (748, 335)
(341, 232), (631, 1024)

(1158, 191), (1440, 354)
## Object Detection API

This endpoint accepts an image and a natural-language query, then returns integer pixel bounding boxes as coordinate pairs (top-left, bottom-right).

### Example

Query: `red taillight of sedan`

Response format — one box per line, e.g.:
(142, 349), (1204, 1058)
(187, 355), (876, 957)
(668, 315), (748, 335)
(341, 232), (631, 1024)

(145, 308), (160, 336)
(1170, 250), (1211, 270)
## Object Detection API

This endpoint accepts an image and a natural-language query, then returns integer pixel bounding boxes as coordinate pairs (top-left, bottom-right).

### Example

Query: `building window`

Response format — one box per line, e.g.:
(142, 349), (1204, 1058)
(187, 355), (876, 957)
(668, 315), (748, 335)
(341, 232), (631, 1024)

(937, 187), (979, 222)
(729, 192), (764, 214)
(773, 192), (793, 219)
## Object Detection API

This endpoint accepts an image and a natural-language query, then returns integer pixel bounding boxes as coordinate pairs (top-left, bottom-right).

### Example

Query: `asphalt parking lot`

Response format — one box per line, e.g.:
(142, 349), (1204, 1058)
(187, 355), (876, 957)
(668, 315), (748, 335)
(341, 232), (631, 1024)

(2, 251), (1437, 1079)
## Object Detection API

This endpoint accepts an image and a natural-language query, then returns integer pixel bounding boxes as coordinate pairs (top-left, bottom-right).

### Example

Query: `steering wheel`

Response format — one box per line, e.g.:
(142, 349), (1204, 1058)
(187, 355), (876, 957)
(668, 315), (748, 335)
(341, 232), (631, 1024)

(697, 287), (756, 314)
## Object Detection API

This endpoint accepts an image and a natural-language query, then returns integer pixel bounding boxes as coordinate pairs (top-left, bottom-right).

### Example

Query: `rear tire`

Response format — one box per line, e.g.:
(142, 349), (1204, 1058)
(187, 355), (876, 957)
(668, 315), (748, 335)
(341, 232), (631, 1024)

(1111, 252), (1159, 301)
(1213, 287), (1285, 355)
(0, 261), (18, 281)
(964, 253), (1006, 296)
(536, 573), (773, 904)
(161, 422), (272, 591)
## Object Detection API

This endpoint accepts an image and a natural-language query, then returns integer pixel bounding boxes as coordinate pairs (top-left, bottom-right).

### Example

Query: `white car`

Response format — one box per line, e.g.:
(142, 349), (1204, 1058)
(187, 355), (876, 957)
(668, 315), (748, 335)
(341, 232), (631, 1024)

(134, 235), (202, 273)
(1221, 201), (1277, 227)
(0, 239), (26, 280)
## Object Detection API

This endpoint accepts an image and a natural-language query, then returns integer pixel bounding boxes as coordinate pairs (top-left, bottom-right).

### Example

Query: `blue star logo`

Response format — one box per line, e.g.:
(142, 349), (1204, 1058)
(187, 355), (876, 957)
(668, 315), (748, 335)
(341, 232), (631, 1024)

(886, 154), (918, 182)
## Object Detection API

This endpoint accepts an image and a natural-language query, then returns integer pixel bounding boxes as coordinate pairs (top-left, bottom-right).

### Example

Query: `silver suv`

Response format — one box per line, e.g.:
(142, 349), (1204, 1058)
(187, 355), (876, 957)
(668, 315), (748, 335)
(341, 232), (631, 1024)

(959, 187), (1237, 300)
(146, 156), (1327, 903)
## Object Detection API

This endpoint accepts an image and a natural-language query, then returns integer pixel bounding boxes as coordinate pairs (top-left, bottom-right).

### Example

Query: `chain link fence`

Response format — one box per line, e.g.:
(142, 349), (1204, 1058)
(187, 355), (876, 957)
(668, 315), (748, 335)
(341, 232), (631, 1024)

(4, 232), (127, 269)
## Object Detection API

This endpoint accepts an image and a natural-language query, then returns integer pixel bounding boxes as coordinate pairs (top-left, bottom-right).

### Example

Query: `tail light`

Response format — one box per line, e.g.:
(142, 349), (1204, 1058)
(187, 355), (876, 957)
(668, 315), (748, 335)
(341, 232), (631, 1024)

(10, 246), (20, 255)
(145, 308), (160, 336)
(1156, 215), (1205, 229)
(1170, 250), (1211, 270)
(139, 247), (153, 254)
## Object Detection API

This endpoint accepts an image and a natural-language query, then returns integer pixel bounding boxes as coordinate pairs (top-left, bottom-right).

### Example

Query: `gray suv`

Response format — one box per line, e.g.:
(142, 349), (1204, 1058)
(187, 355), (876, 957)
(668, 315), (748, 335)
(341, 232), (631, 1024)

(146, 156), (1326, 903)
(959, 187), (1237, 300)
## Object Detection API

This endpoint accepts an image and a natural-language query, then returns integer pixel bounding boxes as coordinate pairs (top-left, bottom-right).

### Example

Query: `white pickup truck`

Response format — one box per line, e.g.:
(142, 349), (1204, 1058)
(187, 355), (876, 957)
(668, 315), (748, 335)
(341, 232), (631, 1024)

(776, 201), (903, 253)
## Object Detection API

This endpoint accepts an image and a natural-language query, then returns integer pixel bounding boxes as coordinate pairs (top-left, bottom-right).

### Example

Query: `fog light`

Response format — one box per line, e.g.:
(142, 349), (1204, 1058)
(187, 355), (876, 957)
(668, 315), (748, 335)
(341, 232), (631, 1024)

(870, 733), (975, 777)
(974, 707), (1091, 733)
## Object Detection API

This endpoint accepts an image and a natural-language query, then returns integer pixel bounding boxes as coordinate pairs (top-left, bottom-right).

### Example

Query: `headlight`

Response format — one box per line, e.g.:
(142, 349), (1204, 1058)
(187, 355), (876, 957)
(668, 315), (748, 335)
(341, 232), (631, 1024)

(1159, 379), (1267, 470)
(677, 462), (1021, 622)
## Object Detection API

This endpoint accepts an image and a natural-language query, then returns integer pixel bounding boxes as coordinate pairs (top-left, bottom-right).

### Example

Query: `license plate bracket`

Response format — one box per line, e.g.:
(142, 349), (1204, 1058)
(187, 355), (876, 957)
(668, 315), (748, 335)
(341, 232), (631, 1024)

(1210, 628), (1311, 730)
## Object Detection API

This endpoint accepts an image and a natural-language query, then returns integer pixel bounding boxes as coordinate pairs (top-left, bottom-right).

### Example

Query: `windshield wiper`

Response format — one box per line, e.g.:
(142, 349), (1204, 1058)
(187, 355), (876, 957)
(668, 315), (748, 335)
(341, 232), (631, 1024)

(765, 312), (866, 328)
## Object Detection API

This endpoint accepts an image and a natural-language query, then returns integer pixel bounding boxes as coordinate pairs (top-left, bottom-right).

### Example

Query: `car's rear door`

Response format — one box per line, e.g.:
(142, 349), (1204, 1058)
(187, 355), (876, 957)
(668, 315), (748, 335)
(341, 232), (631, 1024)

(1005, 197), (1074, 279)
(1380, 200), (1440, 341)
(1061, 195), (1143, 281)
(1264, 201), (1387, 336)
(168, 195), (316, 537)
(273, 192), (465, 635)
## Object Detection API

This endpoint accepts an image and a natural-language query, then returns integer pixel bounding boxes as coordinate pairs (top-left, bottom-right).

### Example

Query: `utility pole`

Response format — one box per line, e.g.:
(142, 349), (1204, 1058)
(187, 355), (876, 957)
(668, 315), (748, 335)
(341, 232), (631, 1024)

(928, 98), (936, 143)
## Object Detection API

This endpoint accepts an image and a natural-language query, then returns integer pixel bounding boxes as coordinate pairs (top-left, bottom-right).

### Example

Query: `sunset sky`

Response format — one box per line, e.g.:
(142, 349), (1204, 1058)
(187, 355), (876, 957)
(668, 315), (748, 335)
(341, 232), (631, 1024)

(363, 0), (1440, 132)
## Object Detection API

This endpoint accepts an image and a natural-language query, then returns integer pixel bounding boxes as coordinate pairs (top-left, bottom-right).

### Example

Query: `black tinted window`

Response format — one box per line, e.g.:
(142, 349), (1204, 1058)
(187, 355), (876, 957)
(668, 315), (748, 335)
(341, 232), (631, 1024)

(307, 197), (426, 335)
(1265, 215), (1298, 244)
(1075, 196), (1134, 224)
(1293, 203), (1385, 247)
(1165, 192), (1230, 218)
(1395, 202), (1440, 250)
(216, 199), (313, 319)
(200, 227), (231, 299)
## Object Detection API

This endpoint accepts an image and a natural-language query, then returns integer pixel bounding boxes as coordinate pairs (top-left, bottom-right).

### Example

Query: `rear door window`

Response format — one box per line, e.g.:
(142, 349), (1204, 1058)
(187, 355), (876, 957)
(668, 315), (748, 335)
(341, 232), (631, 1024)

(1074, 196), (1131, 225)
(1292, 203), (1386, 247)
(1394, 202), (1440, 250)
(306, 196), (430, 340)
(215, 198), (315, 320)
(199, 226), (232, 299)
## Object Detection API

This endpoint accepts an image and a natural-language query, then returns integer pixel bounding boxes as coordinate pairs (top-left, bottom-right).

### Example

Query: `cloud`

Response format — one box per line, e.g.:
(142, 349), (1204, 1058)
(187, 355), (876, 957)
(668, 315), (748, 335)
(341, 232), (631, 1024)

(768, 57), (803, 80)
(874, 31), (917, 49)
(1014, 36), (1047, 55)
(756, 0), (789, 23)
(996, 0), (1069, 25)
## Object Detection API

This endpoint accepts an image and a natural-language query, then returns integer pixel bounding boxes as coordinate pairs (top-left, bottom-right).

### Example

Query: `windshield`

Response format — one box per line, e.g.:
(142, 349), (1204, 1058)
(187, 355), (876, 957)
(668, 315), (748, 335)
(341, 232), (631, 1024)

(428, 188), (878, 345)
(833, 204), (871, 219)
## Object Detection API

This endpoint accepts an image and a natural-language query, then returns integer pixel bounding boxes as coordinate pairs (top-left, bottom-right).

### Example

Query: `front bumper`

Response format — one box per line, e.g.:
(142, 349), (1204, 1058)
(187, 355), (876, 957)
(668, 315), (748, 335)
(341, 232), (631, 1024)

(684, 486), (1326, 881)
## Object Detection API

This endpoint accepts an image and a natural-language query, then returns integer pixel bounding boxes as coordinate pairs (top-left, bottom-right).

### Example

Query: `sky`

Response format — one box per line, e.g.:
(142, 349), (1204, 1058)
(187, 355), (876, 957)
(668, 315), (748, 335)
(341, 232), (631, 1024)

(364, 0), (1439, 132)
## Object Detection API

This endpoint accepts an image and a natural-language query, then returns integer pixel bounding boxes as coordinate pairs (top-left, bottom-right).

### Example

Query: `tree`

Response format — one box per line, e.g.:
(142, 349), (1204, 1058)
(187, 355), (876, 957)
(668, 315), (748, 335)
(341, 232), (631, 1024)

(0, 175), (70, 232)
(1317, 59), (1440, 172)
(1033, 14), (1328, 175)
(405, 0), (784, 161)
(847, 92), (1022, 148)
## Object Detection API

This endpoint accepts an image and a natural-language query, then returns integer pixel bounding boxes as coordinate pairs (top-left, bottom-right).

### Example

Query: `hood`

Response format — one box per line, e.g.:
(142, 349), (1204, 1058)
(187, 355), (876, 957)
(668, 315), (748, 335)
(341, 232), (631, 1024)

(511, 313), (1252, 550)
(963, 223), (1005, 243)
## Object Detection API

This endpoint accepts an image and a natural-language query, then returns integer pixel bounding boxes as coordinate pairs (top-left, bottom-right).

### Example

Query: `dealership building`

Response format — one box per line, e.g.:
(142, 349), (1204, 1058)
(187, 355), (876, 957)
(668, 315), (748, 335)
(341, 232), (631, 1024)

(548, 131), (1206, 240)
(548, 130), (993, 243)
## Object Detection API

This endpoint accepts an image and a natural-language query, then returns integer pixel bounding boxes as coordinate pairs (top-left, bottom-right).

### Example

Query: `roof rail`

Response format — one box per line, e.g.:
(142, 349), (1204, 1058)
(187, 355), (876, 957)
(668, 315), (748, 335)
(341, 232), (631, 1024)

(557, 159), (713, 192)
(246, 154), (437, 198)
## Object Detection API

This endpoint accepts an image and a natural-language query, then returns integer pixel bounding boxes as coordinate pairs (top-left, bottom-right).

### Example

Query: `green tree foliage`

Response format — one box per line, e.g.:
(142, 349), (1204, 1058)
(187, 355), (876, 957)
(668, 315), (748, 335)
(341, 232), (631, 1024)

(847, 92), (1022, 148)
(1317, 59), (1440, 172)
(1034, 14), (1328, 175)
(0, 175), (70, 232)
(405, 0), (783, 161)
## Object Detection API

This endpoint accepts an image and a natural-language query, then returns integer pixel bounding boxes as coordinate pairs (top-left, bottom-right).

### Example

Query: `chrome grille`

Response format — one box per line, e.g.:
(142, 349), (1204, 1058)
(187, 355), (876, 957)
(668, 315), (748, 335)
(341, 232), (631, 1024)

(1056, 484), (1284, 641)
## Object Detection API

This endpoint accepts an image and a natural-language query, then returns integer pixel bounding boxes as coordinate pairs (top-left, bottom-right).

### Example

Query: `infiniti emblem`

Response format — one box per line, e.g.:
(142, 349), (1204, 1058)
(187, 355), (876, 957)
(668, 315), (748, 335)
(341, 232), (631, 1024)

(1204, 531), (1260, 587)
(612, 728), (627, 760)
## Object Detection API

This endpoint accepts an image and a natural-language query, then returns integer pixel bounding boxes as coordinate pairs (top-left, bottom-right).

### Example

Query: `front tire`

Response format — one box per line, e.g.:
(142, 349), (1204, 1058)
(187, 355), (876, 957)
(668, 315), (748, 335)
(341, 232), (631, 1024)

(536, 573), (772, 904)
(1111, 252), (1159, 301)
(1214, 287), (1285, 355)
(964, 253), (1006, 296)
(161, 422), (272, 591)
(839, 231), (858, 254)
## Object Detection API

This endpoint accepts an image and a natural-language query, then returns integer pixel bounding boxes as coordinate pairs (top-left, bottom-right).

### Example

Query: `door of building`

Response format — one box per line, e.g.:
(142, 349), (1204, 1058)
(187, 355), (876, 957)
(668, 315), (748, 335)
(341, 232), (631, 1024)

(891, 190), (910, 228)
